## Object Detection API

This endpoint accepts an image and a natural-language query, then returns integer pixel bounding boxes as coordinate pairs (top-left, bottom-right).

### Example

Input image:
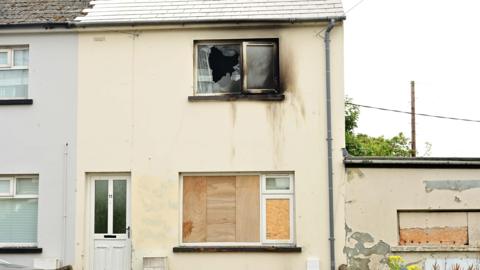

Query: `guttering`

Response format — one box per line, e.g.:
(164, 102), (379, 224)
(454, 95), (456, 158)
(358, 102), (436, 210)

(324, 18), (337, 270)
(0, 22), (70, 29)
(73, 16), (346, 28)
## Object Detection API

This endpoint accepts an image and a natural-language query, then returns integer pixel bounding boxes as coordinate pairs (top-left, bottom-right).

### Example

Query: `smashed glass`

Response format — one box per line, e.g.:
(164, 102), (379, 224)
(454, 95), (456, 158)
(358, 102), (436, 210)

(197, 44), (241, 94)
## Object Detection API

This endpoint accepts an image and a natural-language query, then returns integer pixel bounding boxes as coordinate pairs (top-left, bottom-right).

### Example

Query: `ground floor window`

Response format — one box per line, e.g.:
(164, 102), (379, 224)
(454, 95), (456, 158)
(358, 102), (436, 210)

(0, 175), (38, 246)
(181, 173), (294, 245)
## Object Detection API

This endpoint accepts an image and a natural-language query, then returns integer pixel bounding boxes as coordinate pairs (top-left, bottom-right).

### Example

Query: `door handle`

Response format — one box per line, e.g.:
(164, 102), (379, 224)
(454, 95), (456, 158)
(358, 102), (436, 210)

(126, 226), (131, 238)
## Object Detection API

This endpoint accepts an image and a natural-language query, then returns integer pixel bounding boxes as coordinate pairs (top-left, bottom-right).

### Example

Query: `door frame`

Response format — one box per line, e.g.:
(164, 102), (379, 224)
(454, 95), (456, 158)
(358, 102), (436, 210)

(86, 173), (131, 270)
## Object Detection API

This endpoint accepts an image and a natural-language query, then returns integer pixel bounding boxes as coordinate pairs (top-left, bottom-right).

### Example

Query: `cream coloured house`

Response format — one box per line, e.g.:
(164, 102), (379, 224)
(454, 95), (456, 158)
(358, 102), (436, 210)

(73, 1), (346, 270)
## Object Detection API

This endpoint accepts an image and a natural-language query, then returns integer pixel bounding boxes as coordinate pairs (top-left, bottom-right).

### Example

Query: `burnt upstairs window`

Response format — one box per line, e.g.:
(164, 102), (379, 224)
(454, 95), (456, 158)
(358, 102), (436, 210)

(196, 40), (279, 95)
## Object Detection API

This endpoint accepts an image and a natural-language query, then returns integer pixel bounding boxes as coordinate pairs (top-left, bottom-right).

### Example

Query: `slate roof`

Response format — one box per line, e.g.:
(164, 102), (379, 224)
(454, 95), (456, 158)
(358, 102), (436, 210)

(0, 0), (90, 26)
(75, 0), (345, 25)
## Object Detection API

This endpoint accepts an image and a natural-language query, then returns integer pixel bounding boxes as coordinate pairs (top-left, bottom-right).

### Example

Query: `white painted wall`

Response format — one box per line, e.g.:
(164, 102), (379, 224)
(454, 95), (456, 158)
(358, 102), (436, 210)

(0, 32), (77, 267)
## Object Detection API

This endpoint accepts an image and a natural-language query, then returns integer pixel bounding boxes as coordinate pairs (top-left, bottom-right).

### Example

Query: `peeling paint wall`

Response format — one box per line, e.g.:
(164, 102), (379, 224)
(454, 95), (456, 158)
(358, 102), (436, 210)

(75, 24), (345, 270)
(345, 168), (480, 270)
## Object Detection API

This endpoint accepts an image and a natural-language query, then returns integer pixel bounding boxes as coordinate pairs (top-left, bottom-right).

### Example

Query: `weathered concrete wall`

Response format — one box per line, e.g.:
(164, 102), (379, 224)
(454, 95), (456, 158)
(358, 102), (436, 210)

(75, 23), (345, 270)
(345, 167), (480, 270)
(0, 32), (77, 266)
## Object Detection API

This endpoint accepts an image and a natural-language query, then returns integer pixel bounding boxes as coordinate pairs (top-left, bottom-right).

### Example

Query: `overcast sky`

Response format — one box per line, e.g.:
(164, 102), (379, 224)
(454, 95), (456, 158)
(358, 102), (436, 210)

(342, 0), (480, 157)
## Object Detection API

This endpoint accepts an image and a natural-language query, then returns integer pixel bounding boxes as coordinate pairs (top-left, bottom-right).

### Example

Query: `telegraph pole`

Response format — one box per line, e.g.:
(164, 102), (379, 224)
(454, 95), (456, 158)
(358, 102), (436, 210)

(411, 81), (416, 157)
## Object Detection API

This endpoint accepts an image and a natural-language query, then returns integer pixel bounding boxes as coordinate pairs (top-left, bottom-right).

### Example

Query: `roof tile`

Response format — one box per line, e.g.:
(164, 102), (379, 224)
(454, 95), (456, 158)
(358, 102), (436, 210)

(0, 0), (90, 25)
(76, 0), (345, 25)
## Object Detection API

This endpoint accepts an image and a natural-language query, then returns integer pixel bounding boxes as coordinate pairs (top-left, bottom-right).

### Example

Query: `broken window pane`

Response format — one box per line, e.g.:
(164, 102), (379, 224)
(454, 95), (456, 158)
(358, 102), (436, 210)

(197, 44), (241, 94)
(246, 44), (276, 91)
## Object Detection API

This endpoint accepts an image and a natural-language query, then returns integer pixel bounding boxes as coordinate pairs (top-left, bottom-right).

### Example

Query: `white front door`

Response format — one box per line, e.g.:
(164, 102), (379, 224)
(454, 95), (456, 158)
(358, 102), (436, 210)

(90, 176), (131, 270)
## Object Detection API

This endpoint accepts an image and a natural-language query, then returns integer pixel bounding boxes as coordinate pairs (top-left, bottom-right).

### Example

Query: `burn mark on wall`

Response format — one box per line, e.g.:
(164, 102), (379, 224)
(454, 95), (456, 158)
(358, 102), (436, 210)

(266, 103), (285, 167)
(344, 229), (390, 270)
(424, 180), (480, 193)
(279, 43), (306, 122)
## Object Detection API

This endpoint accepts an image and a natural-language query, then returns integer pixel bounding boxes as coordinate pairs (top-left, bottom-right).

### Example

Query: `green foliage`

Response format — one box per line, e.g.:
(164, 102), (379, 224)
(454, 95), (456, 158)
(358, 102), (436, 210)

(345, 97), (359, 134)
(345, 98), (412, 157)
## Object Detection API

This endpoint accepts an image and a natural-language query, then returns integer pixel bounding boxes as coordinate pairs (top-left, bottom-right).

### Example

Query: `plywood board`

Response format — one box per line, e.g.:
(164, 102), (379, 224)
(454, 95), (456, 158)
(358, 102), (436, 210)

(182, 176), (207, 242)
(235, 175), (260, 242)
(206, 176), (236, 242)
(266, 199), (290, 240)
(399, 227), (468, 245)
(399, 211), (469, 245)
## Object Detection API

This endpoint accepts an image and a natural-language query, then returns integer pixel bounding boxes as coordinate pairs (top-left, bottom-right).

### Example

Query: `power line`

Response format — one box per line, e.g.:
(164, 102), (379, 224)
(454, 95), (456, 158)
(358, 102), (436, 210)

(347, 102), (480, 123)
(345, 0), (366, 14)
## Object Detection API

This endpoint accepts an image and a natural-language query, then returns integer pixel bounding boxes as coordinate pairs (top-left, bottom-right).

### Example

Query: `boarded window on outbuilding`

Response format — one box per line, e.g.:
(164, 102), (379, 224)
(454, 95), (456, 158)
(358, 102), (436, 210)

(398, 211), (480, 246)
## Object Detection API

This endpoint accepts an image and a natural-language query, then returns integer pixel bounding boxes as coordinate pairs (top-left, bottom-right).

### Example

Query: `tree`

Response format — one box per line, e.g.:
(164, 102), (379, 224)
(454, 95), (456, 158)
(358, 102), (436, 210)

(345, 97), (412, 157)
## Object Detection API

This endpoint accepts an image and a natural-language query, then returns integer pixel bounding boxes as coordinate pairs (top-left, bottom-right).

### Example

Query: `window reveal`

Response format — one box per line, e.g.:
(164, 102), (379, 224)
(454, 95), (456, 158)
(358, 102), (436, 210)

(196, 40), (278, 95)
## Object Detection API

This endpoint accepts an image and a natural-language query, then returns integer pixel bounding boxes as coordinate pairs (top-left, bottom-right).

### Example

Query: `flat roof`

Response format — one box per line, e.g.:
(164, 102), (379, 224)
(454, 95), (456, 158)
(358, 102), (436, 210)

(344, 156), (480, 169)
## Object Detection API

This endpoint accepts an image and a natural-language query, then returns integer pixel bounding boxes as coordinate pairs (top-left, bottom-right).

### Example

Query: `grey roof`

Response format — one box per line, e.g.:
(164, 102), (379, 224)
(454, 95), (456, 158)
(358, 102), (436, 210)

(0, 0), (90, 26)
(75, 0), (345, 25)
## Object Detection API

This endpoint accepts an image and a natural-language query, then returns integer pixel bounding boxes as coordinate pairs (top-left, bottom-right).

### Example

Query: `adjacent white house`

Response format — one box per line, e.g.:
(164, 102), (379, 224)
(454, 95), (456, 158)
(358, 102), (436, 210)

(0, 0), (89, 268)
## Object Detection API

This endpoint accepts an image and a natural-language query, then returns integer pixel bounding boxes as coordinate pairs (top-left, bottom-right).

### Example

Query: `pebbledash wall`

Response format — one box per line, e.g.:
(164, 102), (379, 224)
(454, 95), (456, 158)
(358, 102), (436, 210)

(74, 23), (346, 270)
(344, 158), (480, 270)
(0, 32), (77, 266)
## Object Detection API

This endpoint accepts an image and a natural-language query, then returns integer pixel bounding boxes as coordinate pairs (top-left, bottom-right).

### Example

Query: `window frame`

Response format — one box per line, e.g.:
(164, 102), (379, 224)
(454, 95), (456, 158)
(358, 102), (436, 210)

(0, 49), (12, 68)
(262, 174), (294, 194)
(179, 172), (294, 247)
(0, 175), (39, 247)
(12, 48), (29, 69)
(0, 177), (14, 196)
(193, 39), (279, 96)
(0, 46), (29, 100)
(261, 194), (295, 245)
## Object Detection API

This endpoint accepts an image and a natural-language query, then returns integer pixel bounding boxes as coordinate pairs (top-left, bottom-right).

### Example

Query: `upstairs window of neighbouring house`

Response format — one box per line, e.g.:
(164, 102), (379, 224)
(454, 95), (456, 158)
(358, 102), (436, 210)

(0, 175), (38, 246)
(0, 47), (29, 99)
(181, 173), (294, 245)
(195, 40), (279, 95)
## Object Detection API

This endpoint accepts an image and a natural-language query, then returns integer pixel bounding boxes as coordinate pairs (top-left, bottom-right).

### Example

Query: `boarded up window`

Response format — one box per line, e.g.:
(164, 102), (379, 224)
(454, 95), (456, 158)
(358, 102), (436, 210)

(182, 175), (260, 243)
(266, 199), (290, 240)
(398, 212), (469, 246)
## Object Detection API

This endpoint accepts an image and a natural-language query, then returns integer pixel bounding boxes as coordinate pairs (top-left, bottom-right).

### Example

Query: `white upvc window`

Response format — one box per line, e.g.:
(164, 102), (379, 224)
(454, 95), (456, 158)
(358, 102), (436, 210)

(261, 175), (295, 244)
(0, 47), (29, 99)
(0, 175), (39, 247)
(180, 173), (295, 246)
